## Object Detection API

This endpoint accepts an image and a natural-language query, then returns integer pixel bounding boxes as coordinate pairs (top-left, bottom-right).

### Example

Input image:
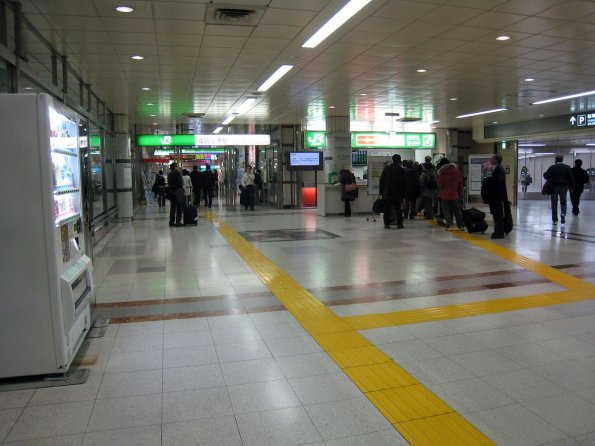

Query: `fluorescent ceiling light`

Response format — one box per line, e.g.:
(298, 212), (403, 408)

(329, 105), (335, 109)
(524, 77), (535, 82)
(131, 55), (144, 60)
(518, 143), (546, 147)
(302, 0), (373, 48)
(496, 35), (510, 41)
(586, 143), (595, 146)
(221, 115), (236, 125)
(235, 98), (257, 114)
(257, 65), (294, 92)
(531, 90), (595, 105)
(416, 68), (427, 73)
(142, 87), (151, 91)
(147, 103), (154, 106)
(116, 6), (134, 13)
(450, 97), (458, 101)
(213, 127), (223, 134)
(456, 108), (508, 118)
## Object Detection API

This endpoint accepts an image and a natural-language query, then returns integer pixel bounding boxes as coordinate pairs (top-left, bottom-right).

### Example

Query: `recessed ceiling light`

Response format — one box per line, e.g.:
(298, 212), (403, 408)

(147, 103), (154, 106)
(417, 68), (427, 73)
(150, 114), (156, 117)
(131, 55), (144, 60)
(359, 93), (367, 96)
(525, 77), (535, 82)
(450, 97), (458, 101)
(496, 35), (511, 41)
(329, 105), (336, 109)
(142, 87), (151, 91)
(23, 87), (33, 90)
(492, 121), (498, 124)
(116, 6), (134, 13)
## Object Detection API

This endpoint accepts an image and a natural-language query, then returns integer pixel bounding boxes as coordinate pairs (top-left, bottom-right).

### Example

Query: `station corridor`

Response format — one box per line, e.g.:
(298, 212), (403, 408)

(1, 200), (595, 445)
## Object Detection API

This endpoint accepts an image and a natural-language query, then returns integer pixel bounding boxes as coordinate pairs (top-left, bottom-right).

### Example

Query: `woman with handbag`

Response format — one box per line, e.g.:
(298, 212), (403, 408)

(339, 168), (358, 217)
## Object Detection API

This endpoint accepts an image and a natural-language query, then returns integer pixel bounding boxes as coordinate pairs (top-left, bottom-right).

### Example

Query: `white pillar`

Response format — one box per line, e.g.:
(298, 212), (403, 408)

(324, 116), (351, 183)
(113, 114), (133, 218)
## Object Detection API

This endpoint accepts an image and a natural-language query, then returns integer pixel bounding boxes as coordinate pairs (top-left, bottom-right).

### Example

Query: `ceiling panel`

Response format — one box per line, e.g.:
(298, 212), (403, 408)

(12, 0), (595, 134)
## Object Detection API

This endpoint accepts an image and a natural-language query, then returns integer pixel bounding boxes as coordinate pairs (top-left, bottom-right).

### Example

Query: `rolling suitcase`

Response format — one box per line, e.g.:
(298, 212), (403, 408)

(462, 207), (488, 233)
(184, 205), (198, 225)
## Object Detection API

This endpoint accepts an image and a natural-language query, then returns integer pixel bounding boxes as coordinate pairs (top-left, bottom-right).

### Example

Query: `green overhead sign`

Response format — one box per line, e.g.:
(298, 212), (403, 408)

(304, 131), (436, 149)
(136, 134), (271, 147)
(137, 135), (196, 146)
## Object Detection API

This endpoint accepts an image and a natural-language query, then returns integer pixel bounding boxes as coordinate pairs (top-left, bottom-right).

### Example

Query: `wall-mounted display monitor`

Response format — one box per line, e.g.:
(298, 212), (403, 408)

(287, 151), (323, 171)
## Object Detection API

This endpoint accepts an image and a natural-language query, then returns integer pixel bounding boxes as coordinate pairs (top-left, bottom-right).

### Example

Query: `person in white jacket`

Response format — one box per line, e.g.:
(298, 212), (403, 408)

(241, 165), (256, 211)
(182, 169), (193, 206)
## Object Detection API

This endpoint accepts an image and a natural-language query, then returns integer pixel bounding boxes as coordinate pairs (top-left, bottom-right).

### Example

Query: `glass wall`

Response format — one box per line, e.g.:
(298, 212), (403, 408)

(89, 124), (106, 218)
(104, 133), (116, 211)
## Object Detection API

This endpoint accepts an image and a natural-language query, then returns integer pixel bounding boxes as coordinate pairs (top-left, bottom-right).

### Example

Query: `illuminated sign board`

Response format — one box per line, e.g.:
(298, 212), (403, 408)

(304, 131), (326, 148)
(570, 111), (595, 128)
(304, 131), (436, 149)
(352, 132), (436, 149)
(136, 134), (271, 147)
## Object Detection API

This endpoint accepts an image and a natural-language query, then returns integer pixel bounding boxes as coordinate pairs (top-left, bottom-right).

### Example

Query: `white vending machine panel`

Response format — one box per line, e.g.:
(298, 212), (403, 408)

(0, 94), (93, 379)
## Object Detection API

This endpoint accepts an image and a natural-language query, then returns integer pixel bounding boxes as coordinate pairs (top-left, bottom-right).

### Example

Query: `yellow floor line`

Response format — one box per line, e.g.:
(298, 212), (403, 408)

(214, 218), (495, 445)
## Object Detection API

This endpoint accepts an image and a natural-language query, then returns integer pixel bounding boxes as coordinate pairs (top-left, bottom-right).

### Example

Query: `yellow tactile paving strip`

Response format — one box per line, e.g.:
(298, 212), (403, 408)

(211, 216), (496, 445)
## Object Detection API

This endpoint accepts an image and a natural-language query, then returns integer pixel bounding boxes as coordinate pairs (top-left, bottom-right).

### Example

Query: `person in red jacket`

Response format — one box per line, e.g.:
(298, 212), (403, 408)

(437, 162), (464, 231)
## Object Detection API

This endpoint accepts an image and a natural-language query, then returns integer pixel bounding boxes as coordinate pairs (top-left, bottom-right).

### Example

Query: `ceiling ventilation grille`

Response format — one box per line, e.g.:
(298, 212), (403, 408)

(205, 4), (265, 26)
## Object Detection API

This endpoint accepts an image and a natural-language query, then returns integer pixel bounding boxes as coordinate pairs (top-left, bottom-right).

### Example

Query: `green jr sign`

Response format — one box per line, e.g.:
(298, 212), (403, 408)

(304, 131), (326, 148)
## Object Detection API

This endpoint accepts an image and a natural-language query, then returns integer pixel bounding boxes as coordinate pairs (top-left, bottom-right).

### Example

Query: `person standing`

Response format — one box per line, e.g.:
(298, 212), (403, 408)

(241, 165), (256, 211)
(190, 165), (202, 207)
(202, 164), (215, 209)
(339, 167), (357, 217)
(543, 155), (574, 224)
(404, 160), (420, 219)
(437, 161), (464, 231)
(182, 169), (193, 206)
(254, 169), (263, 203)
(419, 157), (438, 219)
(487, 155), (508, 239)
(570, 159), (589, 216)
(167, 163), (184, 227)
(379, 154), (407, 229)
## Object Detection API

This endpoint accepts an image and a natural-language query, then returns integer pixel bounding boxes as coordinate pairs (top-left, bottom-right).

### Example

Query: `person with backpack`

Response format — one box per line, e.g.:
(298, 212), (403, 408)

(419, 157), (438, 219)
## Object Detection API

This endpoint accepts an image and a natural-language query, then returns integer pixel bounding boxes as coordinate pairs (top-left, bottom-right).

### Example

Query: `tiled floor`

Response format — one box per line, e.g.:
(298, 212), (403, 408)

(1, 199), (595, 445)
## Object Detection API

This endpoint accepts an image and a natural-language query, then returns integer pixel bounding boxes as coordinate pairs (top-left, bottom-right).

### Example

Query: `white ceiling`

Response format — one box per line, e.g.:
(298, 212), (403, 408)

(15, 0), (595, 139)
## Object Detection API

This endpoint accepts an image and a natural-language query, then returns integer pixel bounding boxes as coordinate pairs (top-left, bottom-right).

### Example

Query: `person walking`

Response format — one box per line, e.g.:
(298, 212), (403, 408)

(241, 165), (256, 211)
(153, 170), (166, 207)
(437, 161), (464, 231)
(379, 154), (407, 229)
(339, 167), (357, 217)
(190, 165), (202, 207)
(202, 164), (215, 209)
(543, 155), (574, 224)
(487, 155), (508, 239)
(167, 163), (185, 227)
(570, 159), (589, 216)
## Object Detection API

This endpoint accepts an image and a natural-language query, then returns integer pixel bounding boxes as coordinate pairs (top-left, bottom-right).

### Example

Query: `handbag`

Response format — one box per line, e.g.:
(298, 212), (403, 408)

(344, 183), (358, 192)
(541, 178), (553, 195)
(372, 198), (385, 214)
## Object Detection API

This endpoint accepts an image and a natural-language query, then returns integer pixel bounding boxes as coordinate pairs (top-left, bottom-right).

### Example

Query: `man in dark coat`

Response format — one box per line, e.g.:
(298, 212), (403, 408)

(570, 159), (590, 216)
(379, 154), (407, 229)
(543, 155), (574, 224)
(167, 163), (185, 226)
(488, 155), (509, 239)
(189, 165), (202, 207)
(202, 164), (215, 209)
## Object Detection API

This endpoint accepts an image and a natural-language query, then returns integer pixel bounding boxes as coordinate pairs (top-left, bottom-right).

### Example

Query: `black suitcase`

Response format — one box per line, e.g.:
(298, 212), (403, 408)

(462, 207), (488, 233)
(184, 205), (198, 225)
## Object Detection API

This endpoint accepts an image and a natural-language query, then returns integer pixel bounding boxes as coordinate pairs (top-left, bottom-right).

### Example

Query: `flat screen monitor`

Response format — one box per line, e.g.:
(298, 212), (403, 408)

(287, 151), (323, 171)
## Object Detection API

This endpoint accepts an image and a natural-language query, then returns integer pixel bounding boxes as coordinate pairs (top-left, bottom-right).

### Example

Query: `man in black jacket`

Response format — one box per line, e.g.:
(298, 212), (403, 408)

(379, 154), (407, 229)
(570, 159), (590, 216)
(167, 163), (184, 226)
(202, 164), (215, 209)
(488, 155), (509, 239)
(543, 155), (574, 225)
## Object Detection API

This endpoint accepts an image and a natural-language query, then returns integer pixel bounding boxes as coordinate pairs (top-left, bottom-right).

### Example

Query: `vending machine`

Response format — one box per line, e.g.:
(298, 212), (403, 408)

(0, 94), (94, 379)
